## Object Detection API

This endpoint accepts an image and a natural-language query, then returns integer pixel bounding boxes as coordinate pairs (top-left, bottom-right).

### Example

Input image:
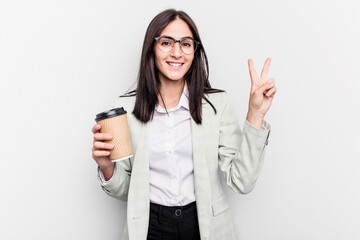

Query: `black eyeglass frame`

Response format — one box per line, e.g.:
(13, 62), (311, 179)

(154, 35), (201, 54)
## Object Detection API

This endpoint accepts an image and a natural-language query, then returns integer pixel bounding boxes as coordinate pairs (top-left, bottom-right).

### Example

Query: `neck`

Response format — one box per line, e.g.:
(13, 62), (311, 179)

(158, 79), (185, 109)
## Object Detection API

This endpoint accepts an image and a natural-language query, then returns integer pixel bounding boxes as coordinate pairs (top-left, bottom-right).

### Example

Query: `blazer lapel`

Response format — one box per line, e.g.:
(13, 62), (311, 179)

(191, 118), (212, 240)
(127, 121), (150, 240)
(127, 110), (212, 240)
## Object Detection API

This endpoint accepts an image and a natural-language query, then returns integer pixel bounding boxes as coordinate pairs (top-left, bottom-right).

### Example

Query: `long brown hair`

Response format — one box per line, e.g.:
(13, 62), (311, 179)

(123, 9), (224, 124)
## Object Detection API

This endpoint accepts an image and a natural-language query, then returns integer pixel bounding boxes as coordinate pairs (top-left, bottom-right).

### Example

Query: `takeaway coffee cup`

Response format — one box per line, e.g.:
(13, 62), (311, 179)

(95, 107), (133, 162)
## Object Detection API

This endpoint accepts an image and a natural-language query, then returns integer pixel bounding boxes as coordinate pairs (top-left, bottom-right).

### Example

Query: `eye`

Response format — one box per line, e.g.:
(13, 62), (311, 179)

(181, 39), (193, 48)
(161, 41), (171, 46)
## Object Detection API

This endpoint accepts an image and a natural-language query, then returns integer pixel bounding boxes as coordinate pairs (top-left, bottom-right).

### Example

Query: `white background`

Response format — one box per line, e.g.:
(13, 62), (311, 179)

(1, 0), (360, 239)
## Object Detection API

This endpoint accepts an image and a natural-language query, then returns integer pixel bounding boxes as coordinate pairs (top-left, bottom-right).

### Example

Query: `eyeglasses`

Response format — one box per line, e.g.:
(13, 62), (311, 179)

(154, 36), (200, 55)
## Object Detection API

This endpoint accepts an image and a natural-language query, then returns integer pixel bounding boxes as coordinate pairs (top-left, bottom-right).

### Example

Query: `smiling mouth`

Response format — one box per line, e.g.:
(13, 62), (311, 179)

(167, 62), (184, 67)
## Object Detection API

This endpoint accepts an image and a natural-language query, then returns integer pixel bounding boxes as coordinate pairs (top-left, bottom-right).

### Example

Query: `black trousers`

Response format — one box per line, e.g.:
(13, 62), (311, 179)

(147, 201), (201, 240)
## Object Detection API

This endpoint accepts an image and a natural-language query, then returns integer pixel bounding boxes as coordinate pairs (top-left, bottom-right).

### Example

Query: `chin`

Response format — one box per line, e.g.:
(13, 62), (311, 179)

(163, 73), (186, 82)
(170, 77), (186, 82)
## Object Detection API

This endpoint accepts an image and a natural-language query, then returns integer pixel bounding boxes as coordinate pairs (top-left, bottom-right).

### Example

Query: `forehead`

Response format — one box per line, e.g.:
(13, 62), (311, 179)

(160, 18), (193, 39)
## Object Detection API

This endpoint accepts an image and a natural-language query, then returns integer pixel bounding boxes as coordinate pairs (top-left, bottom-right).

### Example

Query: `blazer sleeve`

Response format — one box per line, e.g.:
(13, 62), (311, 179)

(97, 160), (132, 201)
(218, 92), (271, 194)
(96, 97), (133, 201)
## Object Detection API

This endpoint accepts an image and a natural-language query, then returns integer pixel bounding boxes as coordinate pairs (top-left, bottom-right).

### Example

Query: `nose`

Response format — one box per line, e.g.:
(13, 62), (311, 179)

(170, 42), (182, 58)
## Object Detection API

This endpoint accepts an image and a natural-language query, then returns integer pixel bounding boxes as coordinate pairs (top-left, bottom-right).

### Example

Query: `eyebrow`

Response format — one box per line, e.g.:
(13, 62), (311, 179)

(162, 35), (194, 39)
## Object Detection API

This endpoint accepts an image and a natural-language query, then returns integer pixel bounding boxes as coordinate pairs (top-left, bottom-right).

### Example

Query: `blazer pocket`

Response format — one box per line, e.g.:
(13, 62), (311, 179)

(212, 195), (229, 216)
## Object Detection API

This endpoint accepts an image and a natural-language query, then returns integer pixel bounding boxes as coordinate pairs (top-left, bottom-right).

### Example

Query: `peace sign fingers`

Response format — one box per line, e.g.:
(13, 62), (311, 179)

(246, 57), (276, 122)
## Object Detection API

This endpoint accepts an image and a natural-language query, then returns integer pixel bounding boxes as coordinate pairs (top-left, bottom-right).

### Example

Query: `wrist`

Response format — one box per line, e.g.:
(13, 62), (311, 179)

(100, 163), (115, 172)
(100, 163), (115, 180)
(246, 110), (264, 129)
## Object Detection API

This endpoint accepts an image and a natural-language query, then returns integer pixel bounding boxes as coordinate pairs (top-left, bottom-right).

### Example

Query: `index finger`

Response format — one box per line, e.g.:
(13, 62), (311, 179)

(260, 57), (271, 81)
(248, 58), (258, 82)
(92, 124), (101, 134)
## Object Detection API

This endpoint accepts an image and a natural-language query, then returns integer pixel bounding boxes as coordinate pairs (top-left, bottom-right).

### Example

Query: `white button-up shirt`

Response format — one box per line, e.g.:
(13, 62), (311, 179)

(148, 84), (195, 206)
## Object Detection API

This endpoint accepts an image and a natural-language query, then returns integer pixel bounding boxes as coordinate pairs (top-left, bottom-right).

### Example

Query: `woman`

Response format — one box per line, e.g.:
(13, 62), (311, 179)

(92, 9), (276, 240)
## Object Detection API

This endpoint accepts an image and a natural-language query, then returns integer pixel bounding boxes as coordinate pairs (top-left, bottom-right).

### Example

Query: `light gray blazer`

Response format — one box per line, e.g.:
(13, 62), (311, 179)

(97, 91), (271, 240)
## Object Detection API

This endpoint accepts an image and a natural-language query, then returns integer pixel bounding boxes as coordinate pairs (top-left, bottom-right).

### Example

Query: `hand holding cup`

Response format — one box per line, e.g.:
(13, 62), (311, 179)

(92, 107), (133, 180)
(92, 124), (115, 179)
(92, 124), (115, 167)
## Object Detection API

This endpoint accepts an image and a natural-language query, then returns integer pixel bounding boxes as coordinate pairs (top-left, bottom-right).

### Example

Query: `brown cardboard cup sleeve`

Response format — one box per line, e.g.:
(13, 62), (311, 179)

(95, 107), (133, 162)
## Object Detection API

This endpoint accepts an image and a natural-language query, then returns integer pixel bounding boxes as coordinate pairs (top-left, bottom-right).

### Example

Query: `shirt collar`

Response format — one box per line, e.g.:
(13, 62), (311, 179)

(155, 82), (190, 113)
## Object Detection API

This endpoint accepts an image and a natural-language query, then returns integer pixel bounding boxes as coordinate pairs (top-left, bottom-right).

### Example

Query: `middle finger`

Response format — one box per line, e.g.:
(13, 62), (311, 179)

(94, 132), (113, 141)
(94, 141), (114, 150)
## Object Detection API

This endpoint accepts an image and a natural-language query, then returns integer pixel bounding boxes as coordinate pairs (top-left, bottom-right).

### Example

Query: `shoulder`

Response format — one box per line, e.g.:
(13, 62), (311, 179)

(205, 91), (227, 102)
(204, 91), (229, 112)
(113, 94), (136, 112)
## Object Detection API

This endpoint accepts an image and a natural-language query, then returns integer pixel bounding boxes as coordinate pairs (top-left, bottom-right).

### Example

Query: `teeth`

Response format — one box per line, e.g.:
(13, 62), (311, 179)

(169, 63), (182, 67)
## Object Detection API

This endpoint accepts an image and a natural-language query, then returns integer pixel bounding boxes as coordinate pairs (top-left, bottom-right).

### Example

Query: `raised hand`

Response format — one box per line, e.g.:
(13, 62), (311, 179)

(246, 57), (277, 128)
